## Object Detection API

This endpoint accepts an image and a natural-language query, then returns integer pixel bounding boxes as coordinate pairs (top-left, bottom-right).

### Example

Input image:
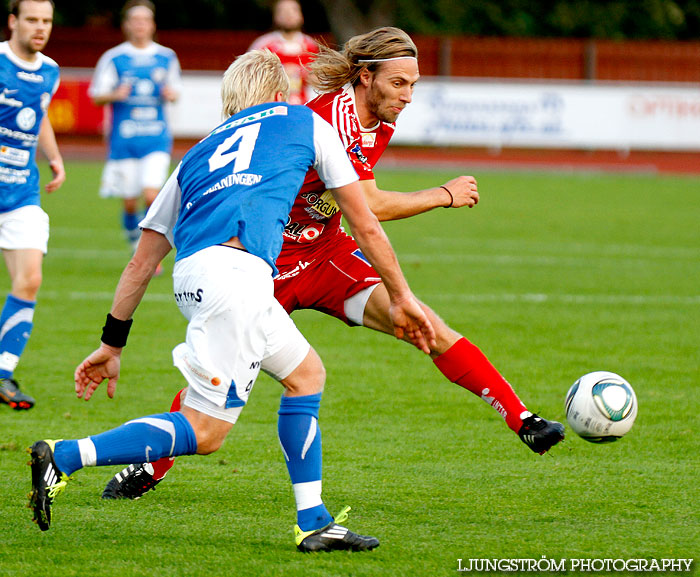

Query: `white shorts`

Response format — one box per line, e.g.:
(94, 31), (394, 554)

(99, 151), (171, 199)
(172, 245), (310, 424)
(0, 205), (49, 253)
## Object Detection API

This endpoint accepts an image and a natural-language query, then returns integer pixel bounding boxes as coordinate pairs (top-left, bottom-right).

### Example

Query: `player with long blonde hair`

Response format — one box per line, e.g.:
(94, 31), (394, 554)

(104, 27), (564, 503)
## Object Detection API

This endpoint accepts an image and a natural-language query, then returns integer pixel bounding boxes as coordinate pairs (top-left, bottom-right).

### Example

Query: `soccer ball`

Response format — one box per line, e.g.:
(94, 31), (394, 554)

(565, 371), (637, 443)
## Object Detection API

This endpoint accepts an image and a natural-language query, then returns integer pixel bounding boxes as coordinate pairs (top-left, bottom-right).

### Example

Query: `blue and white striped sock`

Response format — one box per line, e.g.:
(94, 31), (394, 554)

(53, 411), (198, 476)
(0, 294), (35, 379)
(278, 393), (333, 531)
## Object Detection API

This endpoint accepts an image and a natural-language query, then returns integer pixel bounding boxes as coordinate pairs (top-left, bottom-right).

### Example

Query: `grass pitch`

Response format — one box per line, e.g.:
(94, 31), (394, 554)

(0, 161), (698, 576)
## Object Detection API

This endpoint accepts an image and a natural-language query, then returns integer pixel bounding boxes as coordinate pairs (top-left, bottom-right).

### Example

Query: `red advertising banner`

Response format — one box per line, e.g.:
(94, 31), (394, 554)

(48, 78), (103, 135)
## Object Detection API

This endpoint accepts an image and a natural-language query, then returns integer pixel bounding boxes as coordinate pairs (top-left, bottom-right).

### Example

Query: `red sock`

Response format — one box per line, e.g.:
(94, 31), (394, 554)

(150, 388), (186, 480)
(434, 338), (529, 432)
(169, 388), (185, 412)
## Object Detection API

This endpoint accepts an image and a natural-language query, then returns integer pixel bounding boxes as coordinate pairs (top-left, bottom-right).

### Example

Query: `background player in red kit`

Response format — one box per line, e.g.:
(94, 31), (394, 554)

(248, 0), (318, 105)
(104, 27), (564, 499)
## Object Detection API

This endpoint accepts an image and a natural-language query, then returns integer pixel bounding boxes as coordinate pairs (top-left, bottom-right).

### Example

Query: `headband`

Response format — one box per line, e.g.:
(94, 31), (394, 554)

(357, 56), (418, 64)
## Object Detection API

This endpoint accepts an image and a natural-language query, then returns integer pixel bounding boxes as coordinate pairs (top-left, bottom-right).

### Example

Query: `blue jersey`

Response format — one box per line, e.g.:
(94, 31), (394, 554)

(141, 102), (358, 275)
(89, 41), (181, 160)
(175, 103), (320, 270)
(0, 42), (59, 213)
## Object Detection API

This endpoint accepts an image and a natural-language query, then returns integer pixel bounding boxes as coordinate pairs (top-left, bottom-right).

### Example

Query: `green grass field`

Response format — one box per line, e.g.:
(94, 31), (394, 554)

(0, 162), (698, 576)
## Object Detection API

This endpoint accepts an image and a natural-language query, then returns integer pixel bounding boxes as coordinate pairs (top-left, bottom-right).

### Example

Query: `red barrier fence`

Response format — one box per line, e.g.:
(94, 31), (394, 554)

(47, 27), (700, 82)
(45, 28), (700, 137)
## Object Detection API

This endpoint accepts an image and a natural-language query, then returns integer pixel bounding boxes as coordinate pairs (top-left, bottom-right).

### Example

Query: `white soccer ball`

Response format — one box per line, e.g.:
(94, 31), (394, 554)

(565, 371), (637, 443)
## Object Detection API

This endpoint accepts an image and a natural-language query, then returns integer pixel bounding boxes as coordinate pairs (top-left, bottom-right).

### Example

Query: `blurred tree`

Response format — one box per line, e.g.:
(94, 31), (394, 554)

(0, 0), (329, 34)
(316, 0), (396, 41)
(0, 0), (698, 40)
(390, 0), (700, 39)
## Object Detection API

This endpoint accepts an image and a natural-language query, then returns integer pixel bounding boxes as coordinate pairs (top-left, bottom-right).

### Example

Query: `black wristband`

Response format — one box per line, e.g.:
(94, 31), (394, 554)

(101, 313), (133, 348)
(440, 185), (454, 208)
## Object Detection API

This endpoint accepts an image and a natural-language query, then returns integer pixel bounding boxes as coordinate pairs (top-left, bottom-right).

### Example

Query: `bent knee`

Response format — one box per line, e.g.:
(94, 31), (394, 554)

(194, 431), (225, 455)
(281, 348), (325, 396)
(182, 409), (231, 455)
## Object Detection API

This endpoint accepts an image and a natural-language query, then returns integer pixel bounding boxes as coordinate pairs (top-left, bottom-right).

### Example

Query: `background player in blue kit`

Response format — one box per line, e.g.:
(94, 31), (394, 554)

(27, 50), (435, 552)
(89, 0), (181, 254)
(0, 0), (64, 410)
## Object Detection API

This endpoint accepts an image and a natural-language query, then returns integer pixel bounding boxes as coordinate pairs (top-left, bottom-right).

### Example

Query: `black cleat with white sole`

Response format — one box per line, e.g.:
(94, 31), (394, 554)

(102, 463), (161, 500)
(295, 506), (379, 552)
(27, 440), (68, 531)
(518, 414), (565, 454)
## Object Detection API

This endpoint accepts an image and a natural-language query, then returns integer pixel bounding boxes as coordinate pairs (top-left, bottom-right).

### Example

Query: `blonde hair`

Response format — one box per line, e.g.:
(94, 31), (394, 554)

(221, 50), (290, 117)
(309, 27), (418, 94)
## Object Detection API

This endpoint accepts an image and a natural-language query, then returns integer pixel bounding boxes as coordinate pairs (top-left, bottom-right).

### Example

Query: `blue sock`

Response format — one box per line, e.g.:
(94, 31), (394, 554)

(0, 294), (35, 379)
(278, 393), (332, 531)
(53, 412), (198, 476)
(122, 211), (140, 247)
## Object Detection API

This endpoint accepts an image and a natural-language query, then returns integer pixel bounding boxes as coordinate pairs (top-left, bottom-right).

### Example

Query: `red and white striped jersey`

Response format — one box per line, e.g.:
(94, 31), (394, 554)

(277, 84), (395, 265)
(248, 31), (318, 105)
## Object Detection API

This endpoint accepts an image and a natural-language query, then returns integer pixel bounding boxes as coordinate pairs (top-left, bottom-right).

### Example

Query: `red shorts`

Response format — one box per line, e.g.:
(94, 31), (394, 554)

(274, 235), (381, 325)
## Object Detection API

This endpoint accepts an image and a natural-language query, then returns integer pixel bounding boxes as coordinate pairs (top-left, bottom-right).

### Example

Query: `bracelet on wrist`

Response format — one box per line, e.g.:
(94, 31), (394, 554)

(440, 185), (454, 208)
(101, 313), (133, 348)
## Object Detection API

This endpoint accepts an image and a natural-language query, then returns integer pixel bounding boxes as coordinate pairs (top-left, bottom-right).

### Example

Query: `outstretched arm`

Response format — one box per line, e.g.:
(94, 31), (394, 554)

(74, 229), (173, 400)
(331, 181), (436, 354)
(360, 175), (478, 221)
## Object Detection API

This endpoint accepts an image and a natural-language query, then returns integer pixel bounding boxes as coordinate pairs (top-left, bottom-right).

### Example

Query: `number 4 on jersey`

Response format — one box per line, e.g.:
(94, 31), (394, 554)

(208, 123), (261, 173)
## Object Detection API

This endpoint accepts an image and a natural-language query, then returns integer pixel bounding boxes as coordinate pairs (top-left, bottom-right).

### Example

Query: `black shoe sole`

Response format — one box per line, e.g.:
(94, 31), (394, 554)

(27, 444), (51, 531)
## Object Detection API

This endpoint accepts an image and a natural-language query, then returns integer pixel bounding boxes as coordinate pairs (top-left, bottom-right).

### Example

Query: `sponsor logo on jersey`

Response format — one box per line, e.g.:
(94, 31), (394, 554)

(361, 132), (376, 147)
(16, 71), (43, 83)
(0, 145), (30, 167)
(0, 124), (38, 143)
(174, 288), (204, 304)
(212, 105), (288, 136)
(283, 219), (325, 244)
(0, 89), (21, 108)
(118, 119), (165, 138)
(15, 107), (36, 131)
(350, 143), (368, 165)
(131, 106), (157, 121)
(0, 165), (30, 183)
(300, 189), (339, 221)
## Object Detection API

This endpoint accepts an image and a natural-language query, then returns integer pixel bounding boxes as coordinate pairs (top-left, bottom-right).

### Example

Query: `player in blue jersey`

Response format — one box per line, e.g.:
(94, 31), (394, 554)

(0, 0), (64, 411)
(89, 0), (181, 254)
(27, 50), (435, 552)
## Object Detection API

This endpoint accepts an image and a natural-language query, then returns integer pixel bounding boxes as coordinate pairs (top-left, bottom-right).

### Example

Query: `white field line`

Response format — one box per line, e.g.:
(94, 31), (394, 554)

(41, 290), (174, 303)
(49, 247), (698, 268)
(39, 289), (700, 306)
(44, 247), (698, 306)
(419, 238), (699, 260)
(49, 248), (130, 259)
(397, 253), (692, 267)
(424, 292), (700, 305)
